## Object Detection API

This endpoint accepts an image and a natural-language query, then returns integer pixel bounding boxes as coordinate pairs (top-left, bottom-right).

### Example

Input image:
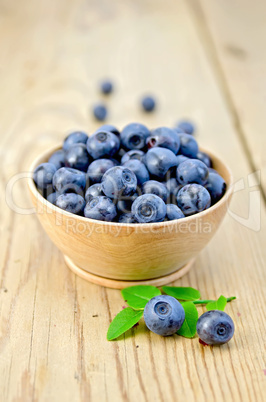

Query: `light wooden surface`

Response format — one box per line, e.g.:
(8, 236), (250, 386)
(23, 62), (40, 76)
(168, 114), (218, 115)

(0, 0), (265, 401)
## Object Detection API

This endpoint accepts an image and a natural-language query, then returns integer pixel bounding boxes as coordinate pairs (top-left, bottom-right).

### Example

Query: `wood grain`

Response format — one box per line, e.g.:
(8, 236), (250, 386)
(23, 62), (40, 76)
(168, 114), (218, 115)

(0, 0), (265, 401)
(189, 0), (266, 199)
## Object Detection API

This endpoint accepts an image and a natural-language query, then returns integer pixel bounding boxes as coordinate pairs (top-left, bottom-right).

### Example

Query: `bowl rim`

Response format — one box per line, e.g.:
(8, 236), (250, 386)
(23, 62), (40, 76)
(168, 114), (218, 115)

(27, 144), (234, 228)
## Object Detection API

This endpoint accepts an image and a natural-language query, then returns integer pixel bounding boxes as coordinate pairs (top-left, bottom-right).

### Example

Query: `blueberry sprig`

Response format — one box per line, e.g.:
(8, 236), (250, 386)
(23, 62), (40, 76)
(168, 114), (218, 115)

(107, 285), (236, 344)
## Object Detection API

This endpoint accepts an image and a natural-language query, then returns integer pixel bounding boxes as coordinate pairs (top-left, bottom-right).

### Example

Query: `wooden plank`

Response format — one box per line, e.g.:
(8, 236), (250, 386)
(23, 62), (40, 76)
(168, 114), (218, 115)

(189, 0), (266, 198)
(0, 0), (265, 401)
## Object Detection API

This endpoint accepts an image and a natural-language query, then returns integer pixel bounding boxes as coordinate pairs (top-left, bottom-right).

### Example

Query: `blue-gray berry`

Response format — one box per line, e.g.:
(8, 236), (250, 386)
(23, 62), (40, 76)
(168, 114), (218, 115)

(178, 133), (199, 158)
(144, 295), (185, 336)
(87, 159), (116, 184)
(121, 123), (150, 151)
(86, 130), (120, 159)
(205, 172), (226, 205)
(65, 143), (91, 172)
(166, 204), (185, 220)
(196, 310), (235, 345)
(145, 147), (177, 179)
(33, 163), (57, 189)
(63, 131), (88, 152)
(53, 167), (86, 194)
(176, 184), (211, 216)
(141, 96), (156, 112)
(176, 159), (209, 186)
(132, 194), (166, 223)
(142, 180), (169, 202)
(85, 183), (103, 203)
(100, 80), (113, 95)
(176, 120), (195, 135)
(56, 193), (85, 215)
(48, 149), (65, 170)
(101, 166), (137, 199)
(84, 196), (117, 221)
(93, 104), (108, 121)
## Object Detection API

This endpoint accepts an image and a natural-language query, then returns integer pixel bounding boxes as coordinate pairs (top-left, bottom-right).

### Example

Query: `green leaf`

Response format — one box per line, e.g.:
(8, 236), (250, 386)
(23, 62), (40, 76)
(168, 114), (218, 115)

(206, 295), (227, 311)
(162, 286), (201, 301)
(176, 302), (198, 338)
(121, 286), (161, 309)
(107, 308), (143, 341)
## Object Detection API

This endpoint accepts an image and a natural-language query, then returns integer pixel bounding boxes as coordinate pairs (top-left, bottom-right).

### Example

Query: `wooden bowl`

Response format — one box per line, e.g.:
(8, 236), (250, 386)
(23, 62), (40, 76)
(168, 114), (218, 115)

(27, 145), (233, 289)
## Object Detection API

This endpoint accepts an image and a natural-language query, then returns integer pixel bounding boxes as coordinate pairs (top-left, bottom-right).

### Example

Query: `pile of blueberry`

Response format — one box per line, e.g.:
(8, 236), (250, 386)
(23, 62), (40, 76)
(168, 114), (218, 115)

(33, 122), (226, 223)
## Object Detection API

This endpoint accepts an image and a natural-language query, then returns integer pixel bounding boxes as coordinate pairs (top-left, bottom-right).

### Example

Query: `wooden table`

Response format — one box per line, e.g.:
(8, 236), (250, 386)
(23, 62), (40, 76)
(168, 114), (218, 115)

(0, 0), (265, 400)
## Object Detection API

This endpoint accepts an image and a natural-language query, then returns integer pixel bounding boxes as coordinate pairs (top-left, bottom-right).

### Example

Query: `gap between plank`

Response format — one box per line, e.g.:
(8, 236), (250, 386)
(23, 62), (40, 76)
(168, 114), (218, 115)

(186, 0), (266, 205)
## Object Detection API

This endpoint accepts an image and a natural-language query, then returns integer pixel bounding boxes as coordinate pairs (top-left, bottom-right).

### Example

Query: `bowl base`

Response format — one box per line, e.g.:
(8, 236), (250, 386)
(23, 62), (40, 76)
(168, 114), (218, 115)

(64, 256), (195, 289)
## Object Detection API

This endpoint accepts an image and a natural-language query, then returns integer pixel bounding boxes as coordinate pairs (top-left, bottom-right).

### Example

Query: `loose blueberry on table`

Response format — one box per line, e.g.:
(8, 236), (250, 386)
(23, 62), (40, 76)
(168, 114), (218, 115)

(100, 79), (113, 95)
(144, 295), (185, 336)
(141, 96), (156, 112)
(93, 104), (108, 121)
(196, 310), (235, 345)
(33, 124), (227, 222)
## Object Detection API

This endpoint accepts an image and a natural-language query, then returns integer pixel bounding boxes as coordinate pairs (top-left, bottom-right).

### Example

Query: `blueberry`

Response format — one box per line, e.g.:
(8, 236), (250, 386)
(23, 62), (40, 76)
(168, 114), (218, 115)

(176, 184), (211, 216)
(47, 192), (57, 205)
(116, 193), (138, 214)
(93, 104), (107, 121)
(39, 184), (54, 200)
(148, 127), (180, 154)
(48, 149), (65, 170)
(53, 167), (86, 194)
(166, 204), (185, 220)
(94, 124), (120, 137)
(141, 96), (156, 112)
(196, 310), (235, 345)
(56, 193), (85, 215)
(84, 196), (117, 221)
(176, 120), (195, 135)
(173, 127), (185, 134)
(33, 163), (57, 189)
(132, 194), (166, 223)
(197, 151), (212, 168)
(86, 130), (120, 159)
(209, 168), (219, 174)
(145, 147), (177, 179)
(164, 178), (183, 204)
(100, 80), (113, 95)
(178, 133), (199, 158)
(144, 295), (185, 336)
(177, 159), (209, 186)
(121, 123), (150, 151)
(64, 143), (91, 172)
(176, 155), (189, 167)
(63, 131), (88, 152)
(123, 160), (150, 185)
(205, 172), (226, 204)
(85, 183), (103, 202)
(142, 180), (169, 202)
(164, 178), (179, 195)
(117, 147), (127, 162)
(87, 159), (116, 183)
(101, 166), (137, 199)
(121, 150), (144, 164)
(118, 213), (136, 223)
